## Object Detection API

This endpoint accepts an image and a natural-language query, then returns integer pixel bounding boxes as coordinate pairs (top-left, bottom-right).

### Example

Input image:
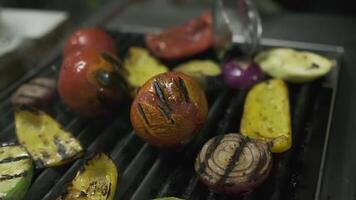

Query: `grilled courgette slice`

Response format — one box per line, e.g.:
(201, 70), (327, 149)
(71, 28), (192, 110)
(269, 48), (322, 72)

(254, 48), (334, 83)
(240, 79), (292, 153)
(15, 107), (83, 168)
(0, 143), (33, 200)
(57, 153), (118, 200)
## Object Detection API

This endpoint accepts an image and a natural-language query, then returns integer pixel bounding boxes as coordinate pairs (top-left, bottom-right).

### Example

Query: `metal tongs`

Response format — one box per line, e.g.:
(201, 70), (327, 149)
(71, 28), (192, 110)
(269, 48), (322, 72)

(212, 0), (262, 60)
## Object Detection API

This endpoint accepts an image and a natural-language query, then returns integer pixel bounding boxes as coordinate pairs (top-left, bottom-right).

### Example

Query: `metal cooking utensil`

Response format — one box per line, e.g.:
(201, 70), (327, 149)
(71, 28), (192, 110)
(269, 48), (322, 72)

(212, 0), (262, 59)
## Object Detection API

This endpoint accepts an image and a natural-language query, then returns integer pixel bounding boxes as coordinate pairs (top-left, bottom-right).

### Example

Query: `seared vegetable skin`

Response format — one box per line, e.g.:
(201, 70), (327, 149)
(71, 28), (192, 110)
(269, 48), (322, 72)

(130, 72), (208, 148)
(145, 11), (213, 60)
(58, 49), (127, 117)
(255, 48), (334, 83)
(174, 60), (221, 90)
(11, 77), (56, 107)
(15, 107), (83, 167)
(124, 47), (168, 94)
(195, 134), (272, 195)
(57, 153), (118, 200)
(0, 143), (33, 200)
(240, 79), (291, 153)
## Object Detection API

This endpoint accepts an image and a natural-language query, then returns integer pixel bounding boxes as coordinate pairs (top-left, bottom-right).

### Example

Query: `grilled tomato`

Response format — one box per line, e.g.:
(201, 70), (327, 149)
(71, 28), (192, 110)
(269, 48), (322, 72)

(145, 11), (213, 60)
(15, 107), (83, 168)
(130, 72), (208, 148)
(57, 153), (118, 200)
(63, 28), (117, 56)
(0, 143), (33, 200)
(58, 49), (127, 117)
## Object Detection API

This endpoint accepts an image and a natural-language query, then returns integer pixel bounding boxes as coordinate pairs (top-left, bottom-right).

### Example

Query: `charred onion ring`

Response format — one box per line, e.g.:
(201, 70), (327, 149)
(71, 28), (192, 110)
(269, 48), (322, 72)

(195, 133), (272, 195)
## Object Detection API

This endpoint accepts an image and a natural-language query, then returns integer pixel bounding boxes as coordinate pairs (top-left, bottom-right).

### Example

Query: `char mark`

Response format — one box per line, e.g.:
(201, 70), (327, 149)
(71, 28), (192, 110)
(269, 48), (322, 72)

(198, 135), (224, 176)
(137, 103), (150, 126)
(0, 172), (27, 181)
(153, 80), (172, 120)
(0, 155), (30, 164)
(177, 77), (190, 102)
(54, 137), (70, 160)
(216, 137), (249, 186)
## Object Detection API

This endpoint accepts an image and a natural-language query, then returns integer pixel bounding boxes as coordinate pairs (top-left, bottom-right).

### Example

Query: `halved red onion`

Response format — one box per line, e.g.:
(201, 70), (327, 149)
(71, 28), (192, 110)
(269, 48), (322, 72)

(195, 133), (272, 195)
(222, 59), (263, 89)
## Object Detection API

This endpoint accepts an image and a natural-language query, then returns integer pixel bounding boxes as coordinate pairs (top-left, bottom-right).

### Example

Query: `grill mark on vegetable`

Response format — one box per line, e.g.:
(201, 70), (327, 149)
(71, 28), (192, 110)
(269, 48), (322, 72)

(106, 183), (112, 199)
(137, 103), (150, 125)
(54, 137), (69, 159)
(101, 52), (123, 70)
(248, 145), (268, 182)
(15, 104), (40, 114)
(197, 135), (224, 176)
(216, 137), (249, 186)
(177, 77), (190, 102)
(29, 81), (55, 89)
(153, 80), (172, 121)
(0, 172), (27, 181)
(158, 105), (174, 124)
(0, 155), (30, 164)
(309, 63), (320, 69)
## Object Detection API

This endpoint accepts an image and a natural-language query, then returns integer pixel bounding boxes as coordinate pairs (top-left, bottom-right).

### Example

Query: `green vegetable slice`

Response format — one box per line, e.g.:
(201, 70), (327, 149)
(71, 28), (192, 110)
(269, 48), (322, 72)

(57, 153), (118, 200)
(0, 143), (33, 200)
(254, 48), (334, 83)
(15, 107), (83, 168)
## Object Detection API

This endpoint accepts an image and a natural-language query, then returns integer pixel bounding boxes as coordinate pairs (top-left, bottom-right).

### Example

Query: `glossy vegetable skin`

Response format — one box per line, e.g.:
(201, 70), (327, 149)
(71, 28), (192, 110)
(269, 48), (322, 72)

(222, 60), (263, 89)
(130, 72), (208, 148)
(63, 28), (117, 56)
(15, 107), (83, 167)
(124, 47), (168, 95)
(58, 49), (126, 117)
(57, 153), (118, 200)
(195, 134), (272, 195)
(255, 48), (334, 83)
(0, 143), (33, 200)
(145, 11), (213, 60)
(240, 79), (291, 153)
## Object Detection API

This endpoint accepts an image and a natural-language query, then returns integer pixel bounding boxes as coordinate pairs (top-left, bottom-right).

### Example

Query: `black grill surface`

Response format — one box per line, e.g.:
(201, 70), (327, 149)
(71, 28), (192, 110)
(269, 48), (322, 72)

(0, 32), (341, 200)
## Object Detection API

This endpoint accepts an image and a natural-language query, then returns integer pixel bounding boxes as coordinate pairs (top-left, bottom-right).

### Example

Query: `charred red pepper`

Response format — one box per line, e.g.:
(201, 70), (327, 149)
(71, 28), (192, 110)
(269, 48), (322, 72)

(145, 11), (213, 60)
(58, 49), (126, 117)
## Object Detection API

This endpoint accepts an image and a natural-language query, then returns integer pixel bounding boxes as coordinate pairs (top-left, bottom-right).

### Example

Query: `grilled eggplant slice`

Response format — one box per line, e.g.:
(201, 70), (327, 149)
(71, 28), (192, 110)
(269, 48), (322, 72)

(240, 79), (292, 153)
(0, 143), (33, 200)
(15, 107), (83, 168)
(254, 48), (334, 83)
(57, 153), (118, 200)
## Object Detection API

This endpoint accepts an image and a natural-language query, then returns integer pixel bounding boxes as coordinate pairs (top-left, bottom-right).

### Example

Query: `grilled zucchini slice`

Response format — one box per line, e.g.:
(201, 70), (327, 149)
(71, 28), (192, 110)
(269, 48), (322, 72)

(15, 107), (83, 168)
(254, 48), (334, 83)
(240, 79), (292, 153)
(0, 143), (33, 200)
(57, 153), (118, 200)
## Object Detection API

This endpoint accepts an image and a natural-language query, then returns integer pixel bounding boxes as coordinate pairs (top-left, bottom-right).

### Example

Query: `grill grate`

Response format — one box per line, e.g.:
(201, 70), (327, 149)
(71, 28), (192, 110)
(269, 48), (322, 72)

(0, 32), (339, 200)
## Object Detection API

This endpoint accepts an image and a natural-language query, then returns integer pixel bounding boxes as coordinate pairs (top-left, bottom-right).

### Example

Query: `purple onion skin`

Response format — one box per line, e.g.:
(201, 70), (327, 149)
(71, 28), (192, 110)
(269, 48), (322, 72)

(222, 60), (263, 89)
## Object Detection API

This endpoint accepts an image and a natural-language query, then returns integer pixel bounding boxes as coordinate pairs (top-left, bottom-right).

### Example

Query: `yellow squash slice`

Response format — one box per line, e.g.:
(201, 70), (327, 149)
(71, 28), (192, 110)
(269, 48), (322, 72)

(57, 153), (118, 200)
(124, 47), (168, 92)
(15, 107), (83, 167)
(240, 79), (291, 153)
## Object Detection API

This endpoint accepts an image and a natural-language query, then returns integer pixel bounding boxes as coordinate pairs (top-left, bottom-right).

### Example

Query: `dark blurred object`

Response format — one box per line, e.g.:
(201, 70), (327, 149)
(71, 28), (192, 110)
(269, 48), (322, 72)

(276, 0), (356, 16)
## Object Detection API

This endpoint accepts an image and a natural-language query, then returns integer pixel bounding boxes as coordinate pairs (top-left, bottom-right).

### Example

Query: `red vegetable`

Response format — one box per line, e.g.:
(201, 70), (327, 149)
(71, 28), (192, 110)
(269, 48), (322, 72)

(63, 28), (117, 57)
(58, 49), (126, 117)
(145, 11), (213, 60)
(195, 133), (272, 196)
(222, 59), (263, 89)
(130, 72), (208, 148)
